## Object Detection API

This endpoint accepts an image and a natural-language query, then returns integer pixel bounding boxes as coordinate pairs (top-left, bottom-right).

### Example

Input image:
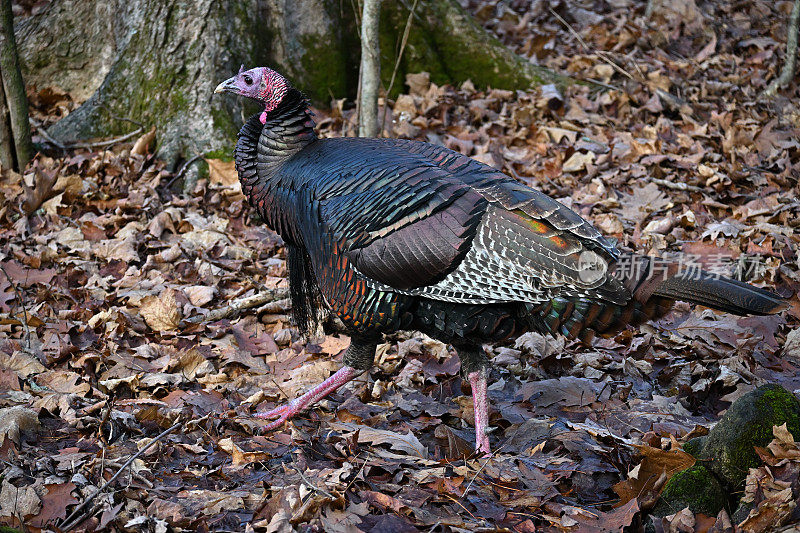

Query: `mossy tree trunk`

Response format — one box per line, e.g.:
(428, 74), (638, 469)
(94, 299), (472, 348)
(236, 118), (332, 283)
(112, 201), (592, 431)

(14, 0), (568, 165)
(379, 0), (572, 98)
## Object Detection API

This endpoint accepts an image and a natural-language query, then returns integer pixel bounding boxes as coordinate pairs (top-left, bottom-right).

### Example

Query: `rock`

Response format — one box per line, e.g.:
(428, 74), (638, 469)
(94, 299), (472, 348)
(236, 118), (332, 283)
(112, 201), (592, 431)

(652, 465), (727, 517)
(651, 384), (800, 521)
(696, 384), (800, 488)
(682, 435), (707, 457)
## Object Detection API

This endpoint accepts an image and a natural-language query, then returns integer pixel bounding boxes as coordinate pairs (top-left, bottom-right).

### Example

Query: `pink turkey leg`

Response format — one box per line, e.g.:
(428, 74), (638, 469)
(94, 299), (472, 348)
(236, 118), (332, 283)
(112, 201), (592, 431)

(468, 370), (492, 455)
(255, 365), (362, 430)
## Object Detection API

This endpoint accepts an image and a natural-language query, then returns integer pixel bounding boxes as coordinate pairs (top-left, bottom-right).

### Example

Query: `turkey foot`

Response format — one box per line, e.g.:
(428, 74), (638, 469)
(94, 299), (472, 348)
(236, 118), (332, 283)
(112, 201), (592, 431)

(468, 370), (492, 456)
(255, 365), (362, 431)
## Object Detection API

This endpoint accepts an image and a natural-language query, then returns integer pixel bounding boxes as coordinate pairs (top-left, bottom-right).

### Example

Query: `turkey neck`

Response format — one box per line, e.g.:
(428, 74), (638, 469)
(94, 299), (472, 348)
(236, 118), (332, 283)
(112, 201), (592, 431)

(235, 88), (316, 241)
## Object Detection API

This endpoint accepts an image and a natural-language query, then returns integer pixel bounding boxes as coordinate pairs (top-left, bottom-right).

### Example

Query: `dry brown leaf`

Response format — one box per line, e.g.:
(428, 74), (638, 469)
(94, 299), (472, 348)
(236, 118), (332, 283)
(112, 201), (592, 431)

(22, 164), (62, 215)
(131, 126), (156, 156)
(738, 488), (796, 533)
(183, 285), (216, 307)
(0, 406), (40, 446)
(0, 479), (42, 520)
(206, 158), (238, 186)
(218, 437), (272, 466)
(0, 351), (47, 378)
(140, 288), (182, 333)
(613, 445), (696, 505)
(329, 422), (428, 458)
(28, 483), (78, 528)
(94, 237), (139, 262)
(562, 151), (595, 172)
(176, 489), (244, 516)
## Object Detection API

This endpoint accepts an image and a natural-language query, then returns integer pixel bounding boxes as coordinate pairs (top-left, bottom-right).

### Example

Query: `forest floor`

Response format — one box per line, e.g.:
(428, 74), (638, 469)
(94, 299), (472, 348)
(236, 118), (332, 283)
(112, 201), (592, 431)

(1, 0), (800, 531)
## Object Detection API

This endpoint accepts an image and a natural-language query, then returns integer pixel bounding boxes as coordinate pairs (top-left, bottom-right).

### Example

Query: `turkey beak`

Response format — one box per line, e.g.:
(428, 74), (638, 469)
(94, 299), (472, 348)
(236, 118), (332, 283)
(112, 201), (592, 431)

(215, 76), (237, 94)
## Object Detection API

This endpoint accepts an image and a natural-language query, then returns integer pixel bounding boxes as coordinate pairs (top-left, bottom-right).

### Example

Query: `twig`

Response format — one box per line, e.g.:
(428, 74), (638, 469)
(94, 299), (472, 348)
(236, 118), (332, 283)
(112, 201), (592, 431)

(293, 465), (336, 499)
(66, 128), (143, 150)
(0, 264), (31, 351)
(762, 0), (800, 98)
(60, 421), (181, 531)
(380, 0), (419, 134)
(649, 177), (704, 193)
(165, 154), (203, 189)
(549, 8), (635, 81)
(29, 118), (65, 150)
(461, 454), (492, 499)
(183, 289), (289, 325)
(94, 458), (154, 488)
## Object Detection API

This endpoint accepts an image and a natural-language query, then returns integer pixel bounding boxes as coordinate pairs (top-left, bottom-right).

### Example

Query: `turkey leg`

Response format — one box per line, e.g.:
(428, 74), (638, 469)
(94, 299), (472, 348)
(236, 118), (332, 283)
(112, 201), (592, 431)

(255, 340), (377, 430)
(468, 369), (491, 455)
(457, 345), (493, 455)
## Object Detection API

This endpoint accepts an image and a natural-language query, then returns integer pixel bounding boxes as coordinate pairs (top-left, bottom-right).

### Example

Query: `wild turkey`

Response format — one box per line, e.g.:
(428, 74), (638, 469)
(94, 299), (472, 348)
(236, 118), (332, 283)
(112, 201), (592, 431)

(215, 66), (787, 454)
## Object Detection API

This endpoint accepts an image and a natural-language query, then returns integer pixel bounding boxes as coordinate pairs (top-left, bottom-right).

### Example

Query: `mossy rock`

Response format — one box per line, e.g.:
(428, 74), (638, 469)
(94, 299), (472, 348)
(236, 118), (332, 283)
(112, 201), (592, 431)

(696, 384), (800, 488)
(651, 465), (726, 517)
(682, 435), (707, 457)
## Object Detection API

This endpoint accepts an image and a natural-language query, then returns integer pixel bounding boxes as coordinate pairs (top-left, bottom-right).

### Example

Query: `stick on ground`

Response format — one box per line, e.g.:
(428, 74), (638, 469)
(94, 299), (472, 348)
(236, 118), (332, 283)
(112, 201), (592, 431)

(60, 421), (182, 531)
(183, 289), (290, 325)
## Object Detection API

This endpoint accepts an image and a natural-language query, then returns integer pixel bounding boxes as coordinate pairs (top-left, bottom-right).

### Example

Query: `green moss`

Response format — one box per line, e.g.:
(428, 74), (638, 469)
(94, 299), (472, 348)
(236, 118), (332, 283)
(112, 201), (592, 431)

(683, 436), (707, 457)
(652, 465), (727, 517)
(297, 34), (349, 104)
(376, 1), (570, 99)
(210, 107), (239, 144)
(204, 147), (234, 162)
(697, 384), (800, 488)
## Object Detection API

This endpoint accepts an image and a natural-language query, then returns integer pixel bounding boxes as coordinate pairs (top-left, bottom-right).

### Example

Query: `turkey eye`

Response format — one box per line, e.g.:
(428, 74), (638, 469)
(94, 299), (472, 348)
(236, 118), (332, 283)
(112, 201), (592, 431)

(243, 75), (253, 85)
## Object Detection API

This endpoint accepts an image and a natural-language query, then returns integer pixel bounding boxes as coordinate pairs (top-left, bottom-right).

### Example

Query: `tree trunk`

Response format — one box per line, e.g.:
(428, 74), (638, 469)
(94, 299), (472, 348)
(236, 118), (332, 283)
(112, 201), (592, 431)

(762, 0), (800, 98)
(0, 75), (13, 170)
(0, 0), (32, 171)
(14, 0), (570, 164)
(378, 0), (573, 98)
(359, 0), (382, 138)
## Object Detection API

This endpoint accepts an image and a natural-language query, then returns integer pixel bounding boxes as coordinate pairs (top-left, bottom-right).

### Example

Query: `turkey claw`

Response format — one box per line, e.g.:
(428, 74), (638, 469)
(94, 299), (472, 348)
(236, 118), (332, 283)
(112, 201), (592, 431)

(254, 402), (297, 431)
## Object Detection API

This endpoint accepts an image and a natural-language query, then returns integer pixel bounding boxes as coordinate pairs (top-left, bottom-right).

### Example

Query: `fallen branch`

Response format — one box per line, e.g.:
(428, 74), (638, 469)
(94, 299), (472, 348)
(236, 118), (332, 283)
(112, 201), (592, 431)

(649, 177), (704, 193)
(380, 0), (419, 134)
(29, 118), (65, 149)
(184, 288), (289, 325)
(30, 118), (143, 151)
(60, 421), (181, 531)
(66, 128), (143, 150)
(762, 0), (800, 98)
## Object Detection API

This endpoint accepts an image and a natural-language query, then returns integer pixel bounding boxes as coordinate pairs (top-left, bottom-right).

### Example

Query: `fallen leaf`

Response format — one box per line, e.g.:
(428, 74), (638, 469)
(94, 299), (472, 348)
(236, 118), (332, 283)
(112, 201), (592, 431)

(139, 288), (182, 332)
(206, 158), (238, 186)
(131, 126), (156, 156)
(0, 406), (40, 446)
(0, 479), (41, 519)
(613, 445), (695, 505)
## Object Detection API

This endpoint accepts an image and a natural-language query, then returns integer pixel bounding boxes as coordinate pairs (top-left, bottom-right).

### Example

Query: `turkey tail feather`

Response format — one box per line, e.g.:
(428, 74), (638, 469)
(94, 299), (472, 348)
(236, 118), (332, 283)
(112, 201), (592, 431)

(616, 253), (787, 316)
(650, 273), (787, 316)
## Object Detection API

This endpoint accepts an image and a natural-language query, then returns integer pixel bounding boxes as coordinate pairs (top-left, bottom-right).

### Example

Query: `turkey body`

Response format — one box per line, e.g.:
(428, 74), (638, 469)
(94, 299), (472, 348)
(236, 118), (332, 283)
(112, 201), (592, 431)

(234, 88), (786, 453)
(240, 91), (646, 346)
